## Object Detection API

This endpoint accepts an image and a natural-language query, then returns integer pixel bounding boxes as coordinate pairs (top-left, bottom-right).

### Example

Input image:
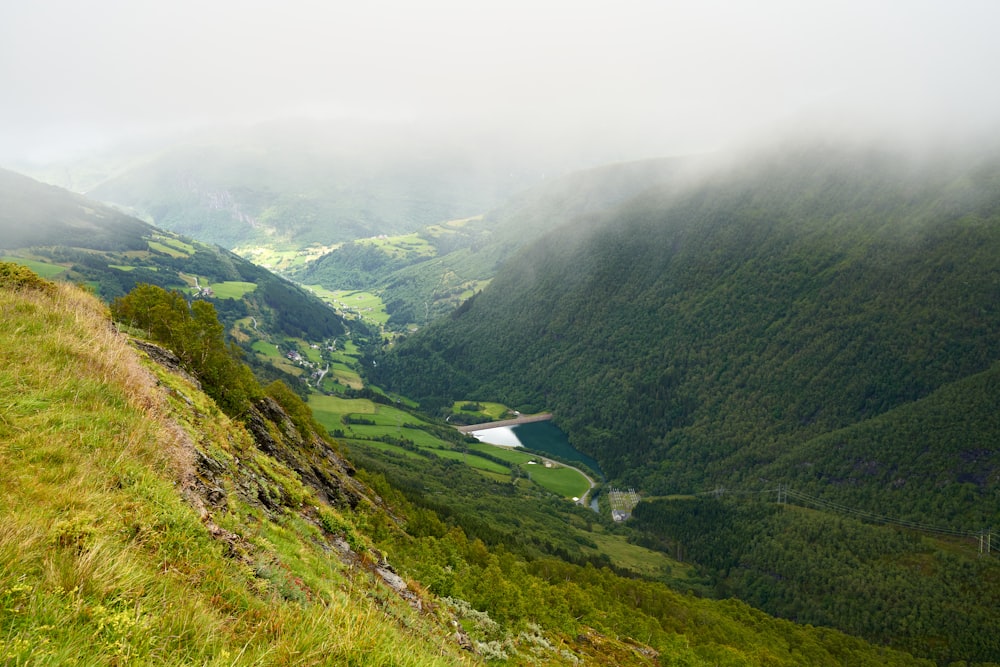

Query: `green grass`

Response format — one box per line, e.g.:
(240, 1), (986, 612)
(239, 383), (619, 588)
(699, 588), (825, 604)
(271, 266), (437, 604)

(328, 362), (363, 389)
(467, 443), (591, 498)
(232, 244), (337, 273)
(452, 400), (512, 421)
(360, 232), (437, 260)
(307, 286), (390, 327)
(0, 280), (476, 666)
(524, 465), (590, 498)
(0, 255), (67, 278)
(582, 530), (697, 583)
(147, 241), (188, 258)
(151, 234), (196, 256)
(251, 339), (282, 359)
(207, 280), (257, 299)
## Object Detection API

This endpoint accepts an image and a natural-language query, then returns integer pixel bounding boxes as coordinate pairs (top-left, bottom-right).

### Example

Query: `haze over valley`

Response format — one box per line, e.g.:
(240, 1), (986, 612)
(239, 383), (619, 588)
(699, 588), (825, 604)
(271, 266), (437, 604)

(3, 2), (1000, 665)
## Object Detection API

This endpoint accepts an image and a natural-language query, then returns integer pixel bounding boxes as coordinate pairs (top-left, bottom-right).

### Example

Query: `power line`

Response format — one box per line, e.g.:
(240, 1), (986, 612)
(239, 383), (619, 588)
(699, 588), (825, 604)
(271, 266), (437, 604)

(698, 484), (991, 546)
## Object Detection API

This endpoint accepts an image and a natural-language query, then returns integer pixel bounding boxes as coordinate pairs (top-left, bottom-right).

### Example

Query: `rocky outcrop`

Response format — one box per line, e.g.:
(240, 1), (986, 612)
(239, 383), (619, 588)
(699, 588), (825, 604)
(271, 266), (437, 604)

(243, 396), (366, 509)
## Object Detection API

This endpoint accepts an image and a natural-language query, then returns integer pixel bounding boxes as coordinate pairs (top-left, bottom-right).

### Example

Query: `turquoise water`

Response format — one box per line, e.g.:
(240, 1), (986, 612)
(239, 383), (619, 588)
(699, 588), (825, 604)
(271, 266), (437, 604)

(511, 421), (604, 479)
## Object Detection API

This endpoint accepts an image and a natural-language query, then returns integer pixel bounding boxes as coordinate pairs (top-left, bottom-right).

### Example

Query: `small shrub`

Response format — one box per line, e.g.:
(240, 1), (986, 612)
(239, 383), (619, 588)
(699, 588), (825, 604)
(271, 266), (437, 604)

(0, 262), (56, 294)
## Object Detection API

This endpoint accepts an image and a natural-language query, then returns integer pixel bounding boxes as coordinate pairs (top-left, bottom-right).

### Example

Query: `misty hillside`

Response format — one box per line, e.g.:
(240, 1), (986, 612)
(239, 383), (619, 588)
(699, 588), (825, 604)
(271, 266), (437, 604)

(60, 121), (550, 248)
(0, 167), (153, 249)
(373, 145), (1000, 527)
(293, 156), (699, 327)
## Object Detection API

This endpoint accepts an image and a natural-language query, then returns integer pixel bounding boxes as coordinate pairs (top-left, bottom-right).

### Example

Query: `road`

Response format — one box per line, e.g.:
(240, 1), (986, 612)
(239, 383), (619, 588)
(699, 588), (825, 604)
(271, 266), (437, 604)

(454, 412), (553, 433)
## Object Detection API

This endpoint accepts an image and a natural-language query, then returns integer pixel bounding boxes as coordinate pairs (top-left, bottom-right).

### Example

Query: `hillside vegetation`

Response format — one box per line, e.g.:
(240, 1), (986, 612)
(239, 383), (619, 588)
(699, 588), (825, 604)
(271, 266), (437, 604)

(0, 167), (350, 396)
(292, 158), (695, 329)
(1, 266), (941, 665)
(370, 147), (1000, 662)
(374, 146), (1000, 526)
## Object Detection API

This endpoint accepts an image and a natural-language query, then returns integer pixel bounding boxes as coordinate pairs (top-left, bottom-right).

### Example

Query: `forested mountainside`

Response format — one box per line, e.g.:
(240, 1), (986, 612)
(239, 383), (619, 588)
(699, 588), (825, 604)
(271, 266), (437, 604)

(292, 157), (697, 328)
(1, 265), (936, 666)
(372, 146), (1000, 527)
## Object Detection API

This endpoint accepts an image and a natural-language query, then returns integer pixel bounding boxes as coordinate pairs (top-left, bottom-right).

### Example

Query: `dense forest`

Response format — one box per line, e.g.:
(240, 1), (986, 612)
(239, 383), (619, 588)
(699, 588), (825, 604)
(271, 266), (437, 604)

(372, 147), (1000, 526)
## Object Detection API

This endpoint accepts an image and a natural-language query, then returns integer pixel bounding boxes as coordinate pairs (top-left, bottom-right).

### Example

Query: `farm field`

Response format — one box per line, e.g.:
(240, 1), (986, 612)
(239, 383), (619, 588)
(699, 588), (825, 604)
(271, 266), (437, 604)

(233, 244), (337, 273)
(451, 400), (512, 422)
(310, 394), (592, 498)
(306, 286), (390, 327)
(0, 256), (67, 278)
(207, 280), (257, 299)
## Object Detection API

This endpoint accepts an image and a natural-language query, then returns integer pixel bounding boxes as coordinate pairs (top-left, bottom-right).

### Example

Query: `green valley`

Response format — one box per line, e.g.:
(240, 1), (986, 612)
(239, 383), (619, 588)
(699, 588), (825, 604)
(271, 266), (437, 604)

(0, 264), (937, 666)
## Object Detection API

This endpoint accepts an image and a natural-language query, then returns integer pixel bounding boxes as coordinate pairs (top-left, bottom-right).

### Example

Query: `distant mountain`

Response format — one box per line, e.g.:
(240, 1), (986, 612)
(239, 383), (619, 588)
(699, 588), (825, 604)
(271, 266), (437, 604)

(293, 156), (701, 327)
(0, 167), (349, 390)
(373, 145), (1000, 527)
(37, 120), (554, 249)
(0, 166), (153, 249)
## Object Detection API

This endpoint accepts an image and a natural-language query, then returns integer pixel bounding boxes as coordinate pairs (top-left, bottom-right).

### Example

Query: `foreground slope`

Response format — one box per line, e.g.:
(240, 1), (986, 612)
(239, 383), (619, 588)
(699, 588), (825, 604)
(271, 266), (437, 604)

(0, 267), (933, 665)
(0, 267), (470, 666)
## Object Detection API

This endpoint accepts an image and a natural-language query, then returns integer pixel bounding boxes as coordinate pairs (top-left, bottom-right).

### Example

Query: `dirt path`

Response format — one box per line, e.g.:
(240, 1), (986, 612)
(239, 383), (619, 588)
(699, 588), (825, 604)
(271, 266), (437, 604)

(454, 412), (553, 433)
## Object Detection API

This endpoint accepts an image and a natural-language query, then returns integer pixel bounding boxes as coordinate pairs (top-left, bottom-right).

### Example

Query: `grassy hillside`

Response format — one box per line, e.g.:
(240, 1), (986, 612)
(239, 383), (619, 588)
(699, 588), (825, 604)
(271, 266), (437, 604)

(1, 266), (939, 665)
(0, 268), (471, 665)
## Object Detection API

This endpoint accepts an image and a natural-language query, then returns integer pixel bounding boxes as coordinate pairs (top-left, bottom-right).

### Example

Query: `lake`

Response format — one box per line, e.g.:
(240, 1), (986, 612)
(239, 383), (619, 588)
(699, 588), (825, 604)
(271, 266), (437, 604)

(472, 420), (604, 479)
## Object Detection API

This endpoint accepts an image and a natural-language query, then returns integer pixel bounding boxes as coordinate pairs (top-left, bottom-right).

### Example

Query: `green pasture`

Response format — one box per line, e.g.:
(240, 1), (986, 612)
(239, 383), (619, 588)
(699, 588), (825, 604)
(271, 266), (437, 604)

(458, 280), (490, 300)
(452, 400), (511, 421)
(307, 286), (389, 327)
(582, 530), (694, 583)
(328, 362), (363, 389)
(309, 391), (591, 501)
(233, 244), (336, 273)
(360, 232), (436, 260)
(1, 256), (67, 278)
(432, 448), (510, 475)
(209, 280), (257, 299)
(252, 340), (282, 359)
(526, 465), (590, 498)
(468, 442), (591, 498)
(423, 216), (479, 237)
(468, 443), (535, 465)
(148, 240), (190, 258)
(345, 423), (443, 448)
(151, 234), (195, 255)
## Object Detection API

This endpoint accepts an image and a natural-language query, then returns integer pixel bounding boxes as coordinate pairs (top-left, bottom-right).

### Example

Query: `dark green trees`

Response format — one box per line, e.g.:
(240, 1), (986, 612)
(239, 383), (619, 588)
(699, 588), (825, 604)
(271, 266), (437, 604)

(111, 283), (260, 416)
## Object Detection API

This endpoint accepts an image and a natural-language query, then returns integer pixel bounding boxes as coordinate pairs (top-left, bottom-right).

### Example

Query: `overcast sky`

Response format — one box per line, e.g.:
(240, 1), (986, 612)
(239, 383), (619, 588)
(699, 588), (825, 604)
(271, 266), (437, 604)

(2, 0), (999, 162)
